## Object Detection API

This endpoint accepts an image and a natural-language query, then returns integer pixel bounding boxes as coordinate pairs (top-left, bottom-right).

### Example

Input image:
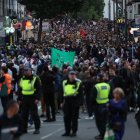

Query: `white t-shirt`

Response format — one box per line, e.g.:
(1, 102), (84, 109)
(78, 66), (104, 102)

(8, 69), (13, 79)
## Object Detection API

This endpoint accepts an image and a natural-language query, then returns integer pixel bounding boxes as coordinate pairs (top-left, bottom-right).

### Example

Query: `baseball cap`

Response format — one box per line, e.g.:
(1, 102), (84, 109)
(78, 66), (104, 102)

(69, 70), (76, 75)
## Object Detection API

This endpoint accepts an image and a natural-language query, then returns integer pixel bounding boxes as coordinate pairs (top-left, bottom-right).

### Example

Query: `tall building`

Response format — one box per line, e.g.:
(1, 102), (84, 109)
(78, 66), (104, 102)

(0, 0), (26, 46)
(104, 0), (115, 20)
(127, 0), (140, 19)
(0, 0), (4, 16)
(103, 0), (124, 20)
(104, 0), (140, 20)
(0, 0), (25, 18)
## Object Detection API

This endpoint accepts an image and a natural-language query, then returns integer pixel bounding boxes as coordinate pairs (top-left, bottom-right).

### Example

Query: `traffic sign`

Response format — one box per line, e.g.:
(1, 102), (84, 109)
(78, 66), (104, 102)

(0, 22), (3, 30)
(0, 29), (6, 37)
(42, 22), (50, 32)
(134, 30), (140, 37)
(0, 37), (5, 46)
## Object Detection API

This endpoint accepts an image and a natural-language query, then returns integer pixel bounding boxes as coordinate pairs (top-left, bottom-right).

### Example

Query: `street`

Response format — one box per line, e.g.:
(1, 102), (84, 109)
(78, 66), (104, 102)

(0, 100), (140, 140)
(21, 112), (140, 140)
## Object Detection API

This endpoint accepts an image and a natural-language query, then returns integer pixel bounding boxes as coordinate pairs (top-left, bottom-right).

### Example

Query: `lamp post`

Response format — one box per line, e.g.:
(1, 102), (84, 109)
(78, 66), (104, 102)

(108, 0), (111, 20)
(113, 0), (116, 32)
(2, 0), (5, 16)
(130, 28), (140, 59)
(124, 0), (128, 47)
(116, 0), (118, 18)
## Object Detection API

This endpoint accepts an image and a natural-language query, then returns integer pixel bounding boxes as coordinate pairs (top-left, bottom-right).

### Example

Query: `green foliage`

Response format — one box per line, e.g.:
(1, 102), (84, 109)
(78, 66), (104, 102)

(19, 0), (104, 20)
(77, 0), (105, 19)
(18, 0), (85, 41)
(18, 0), (84, 19)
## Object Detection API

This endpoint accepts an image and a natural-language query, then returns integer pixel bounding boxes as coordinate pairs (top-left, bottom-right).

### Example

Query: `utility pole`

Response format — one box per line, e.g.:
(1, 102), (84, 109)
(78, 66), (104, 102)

(113, 0), (116, 32)
(2, 0), (5, 16)
(116, 0), (118, 18)
(124, 0), (128, 47)
(9, 0), (11, 16)
(108, 0), (111, 20)
(17, 1), (18, 16)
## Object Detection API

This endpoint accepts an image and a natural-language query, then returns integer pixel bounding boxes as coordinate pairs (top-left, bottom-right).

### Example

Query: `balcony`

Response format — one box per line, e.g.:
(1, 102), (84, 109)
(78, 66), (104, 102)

(132, 0), (140, 2)
(7, 9), (17, 19)
(127, 0), (140, 5)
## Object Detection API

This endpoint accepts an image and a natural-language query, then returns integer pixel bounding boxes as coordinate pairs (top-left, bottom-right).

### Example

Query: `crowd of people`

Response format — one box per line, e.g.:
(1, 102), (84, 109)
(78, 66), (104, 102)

(0, 17), (140, 140)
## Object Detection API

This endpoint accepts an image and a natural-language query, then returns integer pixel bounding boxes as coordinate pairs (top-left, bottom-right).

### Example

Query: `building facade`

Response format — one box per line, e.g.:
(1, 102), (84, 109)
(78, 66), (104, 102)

(0, 0), (25, 18)
(127, 0), (140, 20)
(104, 0), (114, 20)
(104, 0), (140, 20)
(104, 0), (125, 20)
(0, 0), (26, 46)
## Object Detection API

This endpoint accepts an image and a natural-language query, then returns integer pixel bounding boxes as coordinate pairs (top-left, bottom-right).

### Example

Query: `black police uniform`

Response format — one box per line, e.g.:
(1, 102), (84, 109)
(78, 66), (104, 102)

(91, 85), (110, 139)
(18, 75), (41, 134)
(61, 79), (83, 137)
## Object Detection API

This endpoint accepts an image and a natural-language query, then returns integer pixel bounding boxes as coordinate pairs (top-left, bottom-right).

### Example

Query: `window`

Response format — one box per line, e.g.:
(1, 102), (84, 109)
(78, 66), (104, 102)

(138, 4), (140, 14)
(0, 0), (3, 16)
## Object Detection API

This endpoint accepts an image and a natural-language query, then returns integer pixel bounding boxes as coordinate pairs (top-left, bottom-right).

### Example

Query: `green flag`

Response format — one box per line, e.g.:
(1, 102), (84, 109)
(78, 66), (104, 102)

(51, 48), (75, 69)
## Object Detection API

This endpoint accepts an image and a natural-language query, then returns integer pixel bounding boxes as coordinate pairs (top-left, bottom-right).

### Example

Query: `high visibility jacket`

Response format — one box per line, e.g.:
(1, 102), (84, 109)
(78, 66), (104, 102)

(95, 83), (110, 104)
(20, 76), (36, 95)
(63, 80), (81, 97)
(0, 74), (12, 96)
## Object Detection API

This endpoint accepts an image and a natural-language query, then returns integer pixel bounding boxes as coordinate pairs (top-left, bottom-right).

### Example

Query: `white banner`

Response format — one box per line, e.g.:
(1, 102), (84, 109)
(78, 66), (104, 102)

(42, 22), (50, 32)
(135, 15), (140, 27)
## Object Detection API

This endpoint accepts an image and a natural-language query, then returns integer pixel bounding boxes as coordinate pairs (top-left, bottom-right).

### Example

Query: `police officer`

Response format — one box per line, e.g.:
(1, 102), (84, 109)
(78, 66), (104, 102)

(91, 74), (110, 140)
(18, 67), (41, 134)
(61, 70), (83, 137)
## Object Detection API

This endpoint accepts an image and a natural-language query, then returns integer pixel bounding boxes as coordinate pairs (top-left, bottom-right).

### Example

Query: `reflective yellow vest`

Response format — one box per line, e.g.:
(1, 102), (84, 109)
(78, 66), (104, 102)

(20, 77), (36, 95)
(95, 83), (110, 104)
(63, 80), (81, 97)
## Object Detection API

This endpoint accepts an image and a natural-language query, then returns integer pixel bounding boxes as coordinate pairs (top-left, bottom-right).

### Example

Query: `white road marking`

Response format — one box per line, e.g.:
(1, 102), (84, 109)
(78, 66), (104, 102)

(42, 124), (63, 126)
(28, 123), (63, 133)
(40, 128), (64, 139)
(28, 129), (34, 132)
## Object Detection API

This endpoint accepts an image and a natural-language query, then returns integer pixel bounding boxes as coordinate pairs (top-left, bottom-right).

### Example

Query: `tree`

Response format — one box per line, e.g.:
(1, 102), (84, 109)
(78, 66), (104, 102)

(18, 0), (84, 42)
(77, 0), (105, 19)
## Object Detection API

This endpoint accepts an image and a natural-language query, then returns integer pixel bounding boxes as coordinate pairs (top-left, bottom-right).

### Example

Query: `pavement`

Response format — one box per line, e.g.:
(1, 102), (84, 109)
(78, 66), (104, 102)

(0, 103), (140, 140)
(21, 113), (140, 140)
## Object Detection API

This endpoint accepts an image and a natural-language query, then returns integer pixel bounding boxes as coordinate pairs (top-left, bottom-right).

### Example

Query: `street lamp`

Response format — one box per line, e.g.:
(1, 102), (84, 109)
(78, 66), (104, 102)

(130, 28), (140, 59)
(108, 0), (111, 20)
(124, 0), (128, 47)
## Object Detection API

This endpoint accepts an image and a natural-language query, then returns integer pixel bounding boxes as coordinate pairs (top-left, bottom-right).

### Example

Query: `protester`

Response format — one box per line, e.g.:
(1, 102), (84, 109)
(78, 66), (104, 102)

(109, 88), (128, 140)
(0, 100), (22, 140)
(120, 60), (135, 111)
(0, 66), (12, 111)
(53, 66), (62, 113)
(40, 65), (56, 122)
